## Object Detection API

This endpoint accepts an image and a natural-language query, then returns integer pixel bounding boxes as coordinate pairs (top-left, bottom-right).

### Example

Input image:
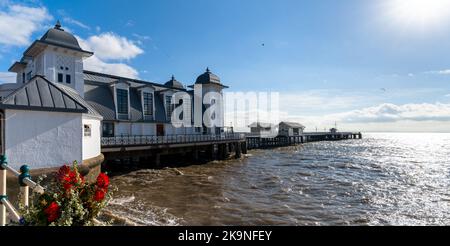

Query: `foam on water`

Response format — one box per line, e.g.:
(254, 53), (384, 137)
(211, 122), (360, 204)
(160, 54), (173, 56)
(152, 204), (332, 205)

(105, 133), (450, 226)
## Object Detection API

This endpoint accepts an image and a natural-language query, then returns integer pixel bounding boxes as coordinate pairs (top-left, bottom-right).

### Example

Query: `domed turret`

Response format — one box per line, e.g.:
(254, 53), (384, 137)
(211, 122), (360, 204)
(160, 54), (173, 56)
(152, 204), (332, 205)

(164, 75), (184, 89)
(40, 20), (84, 51)
(195, 67), (222, 85)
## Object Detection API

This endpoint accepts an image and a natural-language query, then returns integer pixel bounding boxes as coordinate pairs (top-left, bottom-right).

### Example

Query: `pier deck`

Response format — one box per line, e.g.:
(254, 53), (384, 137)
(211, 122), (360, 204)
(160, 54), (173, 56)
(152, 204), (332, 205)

(246, 132), (362, 149)
(100, 132), (361, 167)
(101, 133), (247, 166)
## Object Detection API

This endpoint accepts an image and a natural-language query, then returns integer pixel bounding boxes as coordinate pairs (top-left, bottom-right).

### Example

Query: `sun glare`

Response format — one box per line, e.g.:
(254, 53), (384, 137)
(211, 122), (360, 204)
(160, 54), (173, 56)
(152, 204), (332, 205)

(386, 0), (450, 28)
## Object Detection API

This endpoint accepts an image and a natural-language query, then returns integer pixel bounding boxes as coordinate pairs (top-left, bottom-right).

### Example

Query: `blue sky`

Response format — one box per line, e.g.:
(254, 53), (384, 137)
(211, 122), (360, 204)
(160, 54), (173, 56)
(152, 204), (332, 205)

(1, 0), (450, 132)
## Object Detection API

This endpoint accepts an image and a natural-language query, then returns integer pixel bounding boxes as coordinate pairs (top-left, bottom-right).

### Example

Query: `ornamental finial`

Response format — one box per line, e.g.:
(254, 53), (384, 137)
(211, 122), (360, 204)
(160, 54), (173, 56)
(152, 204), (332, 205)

(55, 20), (62, 30)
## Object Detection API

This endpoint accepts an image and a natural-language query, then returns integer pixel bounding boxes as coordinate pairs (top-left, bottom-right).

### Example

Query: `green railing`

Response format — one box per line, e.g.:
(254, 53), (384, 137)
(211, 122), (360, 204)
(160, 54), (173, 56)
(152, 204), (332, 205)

(101, 133), (245, 147)
(0, 155), (44, 226)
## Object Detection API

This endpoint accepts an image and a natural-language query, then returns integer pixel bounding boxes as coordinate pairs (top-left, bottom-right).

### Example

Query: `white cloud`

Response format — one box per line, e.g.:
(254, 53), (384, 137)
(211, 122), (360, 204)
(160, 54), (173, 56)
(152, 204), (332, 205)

(0, 4), (52, 46)
(334, 103), (450, 123)
(83, 55), (139, 79)
(0, 71), (16, 84)
(426, 69), (450, 75)
(281, 102), (450, 132)
(225, 92), (450, 132)
(77, 35), (139, 78)
(82, 32), (143, 60)
(62, 17), (90, 30)
(57, 9), (90, 30)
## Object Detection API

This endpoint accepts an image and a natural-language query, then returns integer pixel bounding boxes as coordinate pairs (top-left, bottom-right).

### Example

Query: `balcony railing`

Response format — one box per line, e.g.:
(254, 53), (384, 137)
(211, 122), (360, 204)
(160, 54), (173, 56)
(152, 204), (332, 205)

(101, 133), (245, 147)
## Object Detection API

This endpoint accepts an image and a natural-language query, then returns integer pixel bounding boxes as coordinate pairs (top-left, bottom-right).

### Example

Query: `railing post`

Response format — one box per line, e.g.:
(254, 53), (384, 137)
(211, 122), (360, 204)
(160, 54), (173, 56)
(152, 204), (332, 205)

(19, 165), (30, 207)
(0, 155), (6, 226)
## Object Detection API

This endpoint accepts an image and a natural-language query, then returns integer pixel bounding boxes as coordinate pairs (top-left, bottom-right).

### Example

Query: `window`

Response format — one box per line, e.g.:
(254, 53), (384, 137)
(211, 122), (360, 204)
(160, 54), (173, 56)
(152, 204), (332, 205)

(22, 73), (25, 83)
(66, 74), (71, 84)
(117, 89), (129, 119)
(57, 73), (63, 83)
(165, 95), (174, 120)
(102, 122), (114, 137)
(143, 92), (153, 117)
(26, 71), (32, 81)
(84, 125), (92, 137)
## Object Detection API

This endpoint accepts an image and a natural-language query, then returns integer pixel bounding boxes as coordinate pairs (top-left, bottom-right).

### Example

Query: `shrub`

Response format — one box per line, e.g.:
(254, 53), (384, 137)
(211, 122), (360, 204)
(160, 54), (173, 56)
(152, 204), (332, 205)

(21, 161), (113, 226)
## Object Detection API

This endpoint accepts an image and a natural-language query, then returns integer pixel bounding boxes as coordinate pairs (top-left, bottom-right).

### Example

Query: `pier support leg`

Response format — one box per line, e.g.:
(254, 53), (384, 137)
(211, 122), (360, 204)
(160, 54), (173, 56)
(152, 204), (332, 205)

(229, 143), (235, 153)
(241, 142), (248, 154)
(208, 145), (216, 160)
(192, 148), (199, 161)
(154, 154), (161, 167)
(218, 144), (226, 160)
(235, 142), (242, 159)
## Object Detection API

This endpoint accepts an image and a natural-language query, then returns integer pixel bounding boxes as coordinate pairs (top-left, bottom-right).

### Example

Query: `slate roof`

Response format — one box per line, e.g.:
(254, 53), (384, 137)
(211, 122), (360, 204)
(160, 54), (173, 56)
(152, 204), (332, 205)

(84, 70), (185, 91)
(84, 83), (116, 121)
(0, 75), (88, 114)
(40, 21), (86, 52)
(83, 71), (173, 123)
(192, 68), (228, 88)
(54, 83), (102, 118)
(164, 75), (184, 89)
(279, 122), (305, 129)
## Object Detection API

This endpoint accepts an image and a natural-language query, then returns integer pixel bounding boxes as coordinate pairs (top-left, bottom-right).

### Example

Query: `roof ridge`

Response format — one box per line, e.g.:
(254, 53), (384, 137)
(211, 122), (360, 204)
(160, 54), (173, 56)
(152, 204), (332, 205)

(38, 75), (88, 112)
(1, 75), (88, 114)
(84, 70), (188, 91)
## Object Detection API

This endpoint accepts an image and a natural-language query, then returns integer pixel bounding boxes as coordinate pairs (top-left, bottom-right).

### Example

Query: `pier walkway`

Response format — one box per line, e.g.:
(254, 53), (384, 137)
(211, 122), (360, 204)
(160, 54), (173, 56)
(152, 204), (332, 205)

(101, 133), (247, 165)
(246, 132), (362, 149)
(100, 132), (362, 167)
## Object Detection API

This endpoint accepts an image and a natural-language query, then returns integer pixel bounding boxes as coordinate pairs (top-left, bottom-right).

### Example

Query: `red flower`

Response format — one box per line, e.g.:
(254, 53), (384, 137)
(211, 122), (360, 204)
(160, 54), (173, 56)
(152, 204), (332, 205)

(96, 173), (110, 189)
(93, 189), (106, 202)
(57, 165), (82, 191)
(57, 165), (71, 180)
(44, 202), (60, 223)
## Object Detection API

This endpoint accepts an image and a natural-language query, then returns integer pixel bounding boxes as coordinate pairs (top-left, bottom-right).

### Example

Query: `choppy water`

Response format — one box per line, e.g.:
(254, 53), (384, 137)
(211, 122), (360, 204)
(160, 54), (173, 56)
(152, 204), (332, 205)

(106, 133), (450, 226)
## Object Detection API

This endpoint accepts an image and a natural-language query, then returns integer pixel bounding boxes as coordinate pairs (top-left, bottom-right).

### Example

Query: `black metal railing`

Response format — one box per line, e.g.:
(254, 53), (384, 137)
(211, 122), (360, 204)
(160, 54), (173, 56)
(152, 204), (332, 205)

(101, 133), (245, 147)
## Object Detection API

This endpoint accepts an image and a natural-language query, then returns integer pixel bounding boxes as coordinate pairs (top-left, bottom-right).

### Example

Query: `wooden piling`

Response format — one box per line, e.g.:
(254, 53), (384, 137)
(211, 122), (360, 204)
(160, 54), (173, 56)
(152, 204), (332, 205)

(235, 142), (242, 159)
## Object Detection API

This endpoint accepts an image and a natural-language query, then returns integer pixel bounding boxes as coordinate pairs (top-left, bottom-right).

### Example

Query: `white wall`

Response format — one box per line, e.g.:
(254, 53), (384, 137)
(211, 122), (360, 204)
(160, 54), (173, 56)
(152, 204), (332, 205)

(82, 116), (101, 160)
(142, 123), (156, 135)
(113, 122), (201, 136)
(38, 48), (85, 96)
(115, 122), (131, 136)
(4, 110), (83, 169)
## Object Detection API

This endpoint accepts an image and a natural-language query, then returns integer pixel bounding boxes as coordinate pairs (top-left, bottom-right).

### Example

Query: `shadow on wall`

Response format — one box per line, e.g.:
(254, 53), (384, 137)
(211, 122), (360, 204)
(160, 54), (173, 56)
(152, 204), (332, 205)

(5, 110), (83, 169)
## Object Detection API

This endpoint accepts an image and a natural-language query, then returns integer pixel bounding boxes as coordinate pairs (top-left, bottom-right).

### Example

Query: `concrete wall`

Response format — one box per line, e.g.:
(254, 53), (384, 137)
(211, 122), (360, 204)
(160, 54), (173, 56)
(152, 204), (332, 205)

(4, 110), (83, 169)
(82, 116), (101, 160)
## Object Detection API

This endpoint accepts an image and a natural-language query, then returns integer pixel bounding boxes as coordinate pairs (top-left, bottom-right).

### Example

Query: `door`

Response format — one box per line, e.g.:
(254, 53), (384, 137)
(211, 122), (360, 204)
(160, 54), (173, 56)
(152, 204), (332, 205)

(157, 124), (165, 136)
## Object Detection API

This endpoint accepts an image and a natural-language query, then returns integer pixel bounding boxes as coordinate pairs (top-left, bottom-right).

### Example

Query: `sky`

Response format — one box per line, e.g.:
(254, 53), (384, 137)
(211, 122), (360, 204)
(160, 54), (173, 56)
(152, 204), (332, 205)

(1, 0), (450, 132)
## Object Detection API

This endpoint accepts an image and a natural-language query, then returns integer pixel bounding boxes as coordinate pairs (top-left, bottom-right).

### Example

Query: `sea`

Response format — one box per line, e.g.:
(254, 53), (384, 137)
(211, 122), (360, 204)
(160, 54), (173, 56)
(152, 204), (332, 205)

(104, 133), (450, 226)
